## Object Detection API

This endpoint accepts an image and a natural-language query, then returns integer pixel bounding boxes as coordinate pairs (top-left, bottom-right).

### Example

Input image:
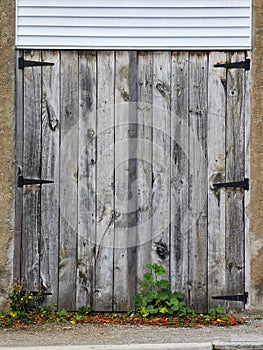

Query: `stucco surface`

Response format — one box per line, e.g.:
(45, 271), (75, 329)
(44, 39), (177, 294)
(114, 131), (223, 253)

(249, 0), (263, 310)
(0, 0), (15, 310)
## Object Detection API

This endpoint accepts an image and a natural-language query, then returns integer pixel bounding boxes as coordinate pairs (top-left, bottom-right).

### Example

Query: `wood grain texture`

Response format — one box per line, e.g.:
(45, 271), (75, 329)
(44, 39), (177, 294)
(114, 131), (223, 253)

(207, 52), (227, 309)
(152, 51), (171, 278)
(225, 52), (246, 309)
(113, 51), (137, 311)
(18, 49), (249, 312)
(170, 52), (189, 297)
(22, 50), (42, 291)
(14, 51), (24, 283)
(76, 51), (97, 310)
(40, 50), (60, 305)
(188, 52), (208, 313)
(136, 51), (154, 292)
(59, 50), (79, 310)
(94, 51), (115, 311)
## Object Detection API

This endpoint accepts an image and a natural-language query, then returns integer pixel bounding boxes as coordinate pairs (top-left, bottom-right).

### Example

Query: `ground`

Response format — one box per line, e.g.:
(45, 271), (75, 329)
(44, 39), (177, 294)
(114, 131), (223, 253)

(0, 314), (263, 347)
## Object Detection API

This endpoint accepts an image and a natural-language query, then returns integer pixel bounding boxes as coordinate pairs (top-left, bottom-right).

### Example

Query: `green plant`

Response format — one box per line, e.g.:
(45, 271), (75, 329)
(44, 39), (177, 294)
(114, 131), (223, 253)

(8, 283), (41, 313)
(208, 306), (226, 319)
(131, 263), (194, 318)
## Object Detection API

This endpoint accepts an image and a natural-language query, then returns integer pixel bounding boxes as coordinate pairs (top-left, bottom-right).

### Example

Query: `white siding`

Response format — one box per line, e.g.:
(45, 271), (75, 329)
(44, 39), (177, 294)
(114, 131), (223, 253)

(16, 0), (252, 49)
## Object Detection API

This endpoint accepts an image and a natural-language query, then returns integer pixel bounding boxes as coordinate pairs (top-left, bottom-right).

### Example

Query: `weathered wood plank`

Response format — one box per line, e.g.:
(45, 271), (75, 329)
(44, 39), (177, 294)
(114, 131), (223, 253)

(170, 52), (189, 298)
(22, 50), (42, 291)
(126, 51), (138, 309)
(95, 51), (115, 311)
(59, 50), (79, 310)
(136, 51), (153, 292)
(207, 52), (227, 309)
(113, 51), (137, 311)
(40, 50), (60, 305)
(152, 51), (171, 278)
(225, 51), (246, 309)
(188, 52), (208, 313)
(14, 50), (24, 283)
(77, 51), (97, 310)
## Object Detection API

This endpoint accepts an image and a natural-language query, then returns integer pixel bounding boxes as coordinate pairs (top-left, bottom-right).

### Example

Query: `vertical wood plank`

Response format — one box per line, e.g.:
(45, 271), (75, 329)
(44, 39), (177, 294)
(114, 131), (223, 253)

(188, 52), (208, 313)
(152, 52), (171, 278)
(225, 51), (246, 309)
(95, 51), (115, 311)
(170, 52), (189, 297)
(207, 52), (227, 309)
(126, 51), (138, 308)
(77, 51), (97, 310)
(22, 50), (42, 291)
(41, 50), (60, 305)
(113, 51), (137, 311)
(14, 50), (24, 283)
(59, 50), (79, 310)
(136, 51), (153, 291)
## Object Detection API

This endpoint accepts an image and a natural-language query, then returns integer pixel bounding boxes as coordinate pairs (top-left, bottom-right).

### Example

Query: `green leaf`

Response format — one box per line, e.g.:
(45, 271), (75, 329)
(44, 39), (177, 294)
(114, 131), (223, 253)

(157, 279), (169, 290)
(174, 291), (184, 300)
(159, 307), (168, 314)
(171, 304), (179, 312)
(57, 308), (67, 316)
(142, 272), (154, 288)
(146, 305), (158, 314)
(154, 265), (166, 276)
(170, 296), (179, 305)
(159, 291), (169, 301)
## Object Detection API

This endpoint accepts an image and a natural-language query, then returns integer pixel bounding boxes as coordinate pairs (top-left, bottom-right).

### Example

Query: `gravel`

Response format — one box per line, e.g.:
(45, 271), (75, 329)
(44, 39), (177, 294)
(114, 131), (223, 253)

(0, 315), (263, 347)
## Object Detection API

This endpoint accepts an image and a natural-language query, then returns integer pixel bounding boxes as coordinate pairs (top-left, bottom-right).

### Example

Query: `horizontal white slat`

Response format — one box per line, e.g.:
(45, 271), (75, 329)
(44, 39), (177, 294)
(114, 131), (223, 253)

(18, 7), (250, 18)
(16, 0), (252, 49)
(18, 17), (251, 28)
(18, 27), (250, 38)
(16, 36), (251, 49)
(18, 0), (250, 8)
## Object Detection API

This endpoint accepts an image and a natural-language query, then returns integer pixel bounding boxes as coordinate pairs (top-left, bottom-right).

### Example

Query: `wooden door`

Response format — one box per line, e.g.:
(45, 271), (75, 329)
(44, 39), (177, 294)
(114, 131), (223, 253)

(15, 50), (250, 312)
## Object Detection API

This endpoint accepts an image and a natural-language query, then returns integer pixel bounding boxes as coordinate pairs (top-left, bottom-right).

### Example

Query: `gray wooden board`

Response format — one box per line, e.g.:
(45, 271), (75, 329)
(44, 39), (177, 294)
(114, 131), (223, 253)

(151, 51), (171, 278)
(136, 51), (154, 292)
(225, 52), (246, 309)
(188, 52), (208, 313)
(22, 50), (42, 291)
(40, 50), (60, 305)
(77, 51), (97, 309)
(95, 51), (115, 311)
(207, 52), (227, 309)
(59, 51), (79, 310)
(170, 52), (189, 297)
(113, 51), (137, 311)
(14, 50), (24, 282)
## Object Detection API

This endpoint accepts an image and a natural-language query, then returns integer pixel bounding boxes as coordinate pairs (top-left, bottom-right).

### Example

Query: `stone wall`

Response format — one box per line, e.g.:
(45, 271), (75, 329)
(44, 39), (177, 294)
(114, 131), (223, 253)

(0, 0), (15, 310)
(249, 0), (263, 310)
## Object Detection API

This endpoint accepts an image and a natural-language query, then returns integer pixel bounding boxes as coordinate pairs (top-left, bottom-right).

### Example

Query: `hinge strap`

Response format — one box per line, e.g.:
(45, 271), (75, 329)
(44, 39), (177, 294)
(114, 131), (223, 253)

(214, 59), (250, 71)
(19, 57), (54, 69)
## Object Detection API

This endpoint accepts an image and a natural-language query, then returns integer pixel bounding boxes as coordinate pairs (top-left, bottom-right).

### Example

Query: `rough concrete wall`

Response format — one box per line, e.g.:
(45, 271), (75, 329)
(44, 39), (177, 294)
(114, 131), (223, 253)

(250, 0), (263, 310)
(0, 0), (15, 310)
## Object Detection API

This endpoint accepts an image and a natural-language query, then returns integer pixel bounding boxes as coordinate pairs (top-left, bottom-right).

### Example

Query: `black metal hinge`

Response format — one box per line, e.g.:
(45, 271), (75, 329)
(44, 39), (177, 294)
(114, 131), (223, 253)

(214, 58), (250, 71)
(27, 290), (52, 297)
(18, 57), (54, 69)
(212, 178), (249, 191)
(212, 292), (248, 304)
(18, 174), (54, 188)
